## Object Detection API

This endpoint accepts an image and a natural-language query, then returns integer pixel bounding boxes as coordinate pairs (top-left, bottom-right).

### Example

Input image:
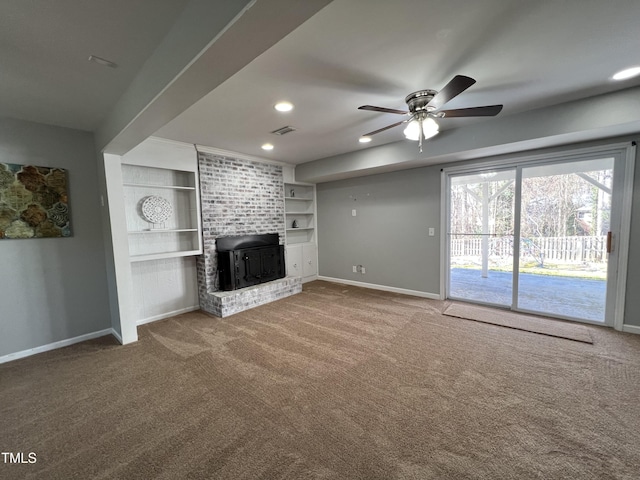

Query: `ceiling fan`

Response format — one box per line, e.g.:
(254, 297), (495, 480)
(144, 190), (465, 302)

(358, 75), (503, 152)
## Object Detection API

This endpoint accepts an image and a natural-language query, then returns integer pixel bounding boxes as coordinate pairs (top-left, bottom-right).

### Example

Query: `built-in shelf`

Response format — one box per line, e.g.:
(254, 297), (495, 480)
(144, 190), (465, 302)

(123, 183), (195, 191)
(284, 196), (312, 201)
(128, 228), (198, 234)
(129, 250), (202, 263)
(284, 182), (316, 247)
(123, 164), (202, 261)
(284, 182), (317, 283)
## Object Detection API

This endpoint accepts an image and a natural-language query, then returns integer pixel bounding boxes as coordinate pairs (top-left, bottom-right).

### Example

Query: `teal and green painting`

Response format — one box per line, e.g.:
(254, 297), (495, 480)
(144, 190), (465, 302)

(0, 163), (71, 239)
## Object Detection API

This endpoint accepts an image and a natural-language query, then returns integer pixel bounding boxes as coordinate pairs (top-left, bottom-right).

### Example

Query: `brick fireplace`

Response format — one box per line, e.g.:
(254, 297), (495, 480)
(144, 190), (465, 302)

(196, 151), (301, 317)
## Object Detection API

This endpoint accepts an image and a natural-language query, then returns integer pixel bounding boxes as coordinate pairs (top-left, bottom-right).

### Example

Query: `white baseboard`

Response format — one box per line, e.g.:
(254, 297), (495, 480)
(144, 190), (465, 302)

(110, 328), (123, 344)
(622, 324), (640, 335)
(317, 276), (440, 300)
(0, 328), (117, 364)
(136, 305), (200, 326)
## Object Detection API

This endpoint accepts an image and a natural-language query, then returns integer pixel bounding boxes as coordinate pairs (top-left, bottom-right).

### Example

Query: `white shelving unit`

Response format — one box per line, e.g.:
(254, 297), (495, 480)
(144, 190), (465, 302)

(284, 183), (315, 245)
(122, 183), (195, 190)
(128, 229), (198, 234)
(123, 164), (202, 262)
(284, 182), (317, 281)
(103, 138), (203, 343)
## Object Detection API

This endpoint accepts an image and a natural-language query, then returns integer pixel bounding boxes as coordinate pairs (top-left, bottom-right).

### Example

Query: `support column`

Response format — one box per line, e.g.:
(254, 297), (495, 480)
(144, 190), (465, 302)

(482, 181), (489, 278)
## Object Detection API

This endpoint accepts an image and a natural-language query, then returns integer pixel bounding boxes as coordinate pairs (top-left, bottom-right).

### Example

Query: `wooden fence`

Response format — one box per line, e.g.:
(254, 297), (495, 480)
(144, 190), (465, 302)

(450, 235), (608, 263)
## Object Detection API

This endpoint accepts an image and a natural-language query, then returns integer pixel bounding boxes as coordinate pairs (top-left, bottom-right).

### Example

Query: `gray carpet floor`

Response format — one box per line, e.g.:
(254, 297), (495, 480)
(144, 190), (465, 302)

(2, 280), (640, 479)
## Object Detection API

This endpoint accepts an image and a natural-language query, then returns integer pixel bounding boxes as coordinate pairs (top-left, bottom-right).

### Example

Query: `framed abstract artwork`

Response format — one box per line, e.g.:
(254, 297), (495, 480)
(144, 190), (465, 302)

(0, 163), (71, 239)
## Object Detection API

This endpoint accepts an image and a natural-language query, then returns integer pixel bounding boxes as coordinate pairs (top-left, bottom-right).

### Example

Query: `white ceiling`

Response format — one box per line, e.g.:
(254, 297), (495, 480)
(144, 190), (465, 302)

(155, 0), (640, 164)
(0, 0), (191, 131)
(3, 0), (640, 165)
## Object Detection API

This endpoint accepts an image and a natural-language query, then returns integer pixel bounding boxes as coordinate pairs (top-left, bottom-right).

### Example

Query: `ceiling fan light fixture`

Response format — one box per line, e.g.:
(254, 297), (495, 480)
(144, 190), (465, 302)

(403, 117), (439, 141)
(422, 117), (440, 139)
(403, 119), (421, 141)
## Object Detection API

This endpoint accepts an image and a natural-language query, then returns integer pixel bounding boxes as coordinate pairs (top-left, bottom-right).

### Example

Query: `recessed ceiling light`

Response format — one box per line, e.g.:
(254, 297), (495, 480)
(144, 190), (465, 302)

(261, 143), (274, 151)
(359, 136), (372, 143)
(274, 102), (294, 112)
(88, 55), (118, 68)
(612, 66), (640, 81)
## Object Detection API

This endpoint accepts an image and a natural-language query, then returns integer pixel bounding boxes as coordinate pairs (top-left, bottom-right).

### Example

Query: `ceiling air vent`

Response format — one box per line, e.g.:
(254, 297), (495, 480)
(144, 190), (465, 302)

(270, 126), (297, 135)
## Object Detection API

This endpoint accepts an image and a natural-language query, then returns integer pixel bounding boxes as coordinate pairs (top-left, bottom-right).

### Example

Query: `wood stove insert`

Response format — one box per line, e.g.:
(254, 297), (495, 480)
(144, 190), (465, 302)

(217, 234), (285, 291)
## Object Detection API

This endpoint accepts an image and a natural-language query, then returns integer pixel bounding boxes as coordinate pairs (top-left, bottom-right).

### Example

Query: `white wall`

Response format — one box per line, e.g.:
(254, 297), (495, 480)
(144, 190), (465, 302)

(131, 257), (199, 325)
(0, 117), (112, 358)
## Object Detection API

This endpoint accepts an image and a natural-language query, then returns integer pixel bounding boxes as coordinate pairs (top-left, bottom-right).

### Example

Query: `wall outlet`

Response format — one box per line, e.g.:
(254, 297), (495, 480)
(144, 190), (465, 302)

(361, 266), (366, 274)
(352, 265), (357, 273)
(352, 209), (357, 217)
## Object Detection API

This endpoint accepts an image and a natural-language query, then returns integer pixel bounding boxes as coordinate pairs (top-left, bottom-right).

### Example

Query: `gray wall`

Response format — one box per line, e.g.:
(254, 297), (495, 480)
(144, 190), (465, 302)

(625, 143), (640, 327)
(316, 136), (640, 327)
(0, 117), (111, 357)
(317, 166), (441, 294)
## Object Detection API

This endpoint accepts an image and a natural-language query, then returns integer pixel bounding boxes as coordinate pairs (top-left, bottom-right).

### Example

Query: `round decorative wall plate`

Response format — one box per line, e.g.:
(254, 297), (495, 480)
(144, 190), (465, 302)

(141, 195), (172, 224)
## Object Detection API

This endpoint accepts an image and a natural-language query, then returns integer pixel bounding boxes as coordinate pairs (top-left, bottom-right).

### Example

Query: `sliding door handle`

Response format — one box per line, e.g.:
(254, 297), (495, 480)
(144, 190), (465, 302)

(606, 231), (612, 254)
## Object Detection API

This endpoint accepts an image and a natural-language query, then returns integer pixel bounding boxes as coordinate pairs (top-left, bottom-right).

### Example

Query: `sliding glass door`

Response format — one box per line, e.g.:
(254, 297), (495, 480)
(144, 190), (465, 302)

(517, 159), (613, 321)
(446, 148), (628, 326)
(449, 169), (515, 306)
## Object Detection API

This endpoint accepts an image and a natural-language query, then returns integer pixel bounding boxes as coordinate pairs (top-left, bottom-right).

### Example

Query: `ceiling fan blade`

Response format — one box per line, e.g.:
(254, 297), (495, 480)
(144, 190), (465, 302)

(358, 105), (408, 115)
(426, 75), (476, 110)
(363, 120), (407, 137)
(439, 105), (503, 118)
